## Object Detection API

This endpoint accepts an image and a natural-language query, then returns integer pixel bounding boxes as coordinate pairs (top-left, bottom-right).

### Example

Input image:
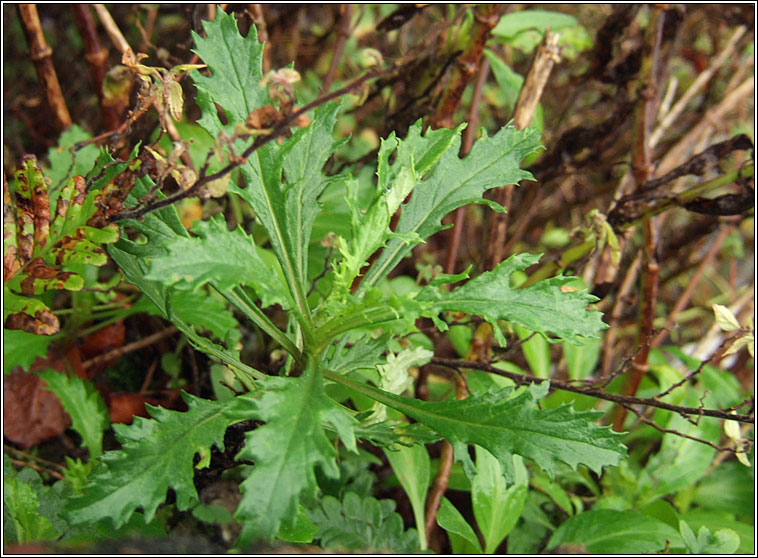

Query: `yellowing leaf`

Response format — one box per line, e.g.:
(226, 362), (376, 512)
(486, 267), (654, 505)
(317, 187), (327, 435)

(167, 79), (184, 121)
(712, 304), (741, 332)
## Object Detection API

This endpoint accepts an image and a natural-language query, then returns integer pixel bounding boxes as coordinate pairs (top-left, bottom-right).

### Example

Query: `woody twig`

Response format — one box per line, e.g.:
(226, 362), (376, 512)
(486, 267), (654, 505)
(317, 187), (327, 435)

(612, 6), (665, 432)
(486, 30), (561, 270)
(17, 4), (72, 132)
(71, 4), (122, 131)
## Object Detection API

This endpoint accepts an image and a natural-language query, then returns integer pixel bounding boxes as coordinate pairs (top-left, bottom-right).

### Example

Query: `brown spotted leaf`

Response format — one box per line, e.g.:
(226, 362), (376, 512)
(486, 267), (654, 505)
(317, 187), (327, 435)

(3, 156), (121, 335)
(3, 173), (21, 279)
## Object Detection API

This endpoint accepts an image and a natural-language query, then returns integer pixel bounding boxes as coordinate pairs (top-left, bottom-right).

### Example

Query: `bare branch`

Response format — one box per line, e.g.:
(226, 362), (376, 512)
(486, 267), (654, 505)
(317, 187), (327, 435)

(431, 357), (754, 425)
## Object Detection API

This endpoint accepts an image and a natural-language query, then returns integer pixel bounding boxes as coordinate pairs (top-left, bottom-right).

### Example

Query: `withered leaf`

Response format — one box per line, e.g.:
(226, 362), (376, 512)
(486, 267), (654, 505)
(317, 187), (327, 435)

(3, 370), (70, 448)
(4, 156), (122, 335)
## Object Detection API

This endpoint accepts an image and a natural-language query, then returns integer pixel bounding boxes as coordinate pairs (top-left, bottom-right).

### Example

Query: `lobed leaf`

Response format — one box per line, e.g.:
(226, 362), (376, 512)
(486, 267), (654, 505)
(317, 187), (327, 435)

(361, 124), (542, 290)
(335, 376), (626, 480)
(38, 370), (110, 458)
(334, 122), (459, 290)
(234, 362), (357, 543)
(144, 215), (292, 310)
(192, 10), (341, 325)
(417, 252), (607, 344)
(307, 492), (419, 553)
(63, 392), (253, 528)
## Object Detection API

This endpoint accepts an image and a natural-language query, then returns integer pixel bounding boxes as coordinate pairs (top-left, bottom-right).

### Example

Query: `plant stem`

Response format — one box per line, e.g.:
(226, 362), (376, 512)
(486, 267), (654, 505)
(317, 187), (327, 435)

(218, 285), (302, 365)
(486, 29), (560, 270)
(71, 4), (122, 131)
(321, 4), (354, 94)
(313, 306), (401, 352)
(613, 6), (665, 431)
(92, 3), (131, 55)
(17, 4), (72, 131)
(430, 4), (502, 129)
(444, 56), (491, 275)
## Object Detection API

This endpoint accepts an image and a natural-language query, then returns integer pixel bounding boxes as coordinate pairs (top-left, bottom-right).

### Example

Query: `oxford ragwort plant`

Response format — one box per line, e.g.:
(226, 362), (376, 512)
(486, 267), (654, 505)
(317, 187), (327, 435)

(63, 12), (625, 545)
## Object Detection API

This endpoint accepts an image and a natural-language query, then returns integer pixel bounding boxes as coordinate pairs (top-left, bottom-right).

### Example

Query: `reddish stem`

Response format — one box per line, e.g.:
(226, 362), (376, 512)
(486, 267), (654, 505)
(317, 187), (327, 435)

(17, 4), (72, 132)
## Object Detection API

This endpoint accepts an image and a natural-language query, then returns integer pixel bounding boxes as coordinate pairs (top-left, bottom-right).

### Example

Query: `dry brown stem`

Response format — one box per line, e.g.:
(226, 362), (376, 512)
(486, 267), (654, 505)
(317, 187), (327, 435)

(17, 4), (72, 132)
(82, 326), (179, 370)
(431, 357), (754, 425)
(444, 57), (491, 274)
(93, 3), (131, 55)
(486, 29), (561, 270)
(657, 76), (754, 176)
(613, 6), (666, 432)
(651, 25), (747, 146)
(601, 251), (642, 376)
(321, 5), (354, 94)
(71, 4), (122, 131)
(424, 375), (467, 552)
(430, 4), (502, 129)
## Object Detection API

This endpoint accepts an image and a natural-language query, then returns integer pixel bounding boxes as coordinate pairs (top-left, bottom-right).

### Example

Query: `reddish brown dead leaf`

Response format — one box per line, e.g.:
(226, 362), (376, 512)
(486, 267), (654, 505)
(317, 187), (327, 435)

(107, 389), (185, 424)
(4, 309), (59, 336)
(3, 370), (70, 448)
(15, 200), (34, 266)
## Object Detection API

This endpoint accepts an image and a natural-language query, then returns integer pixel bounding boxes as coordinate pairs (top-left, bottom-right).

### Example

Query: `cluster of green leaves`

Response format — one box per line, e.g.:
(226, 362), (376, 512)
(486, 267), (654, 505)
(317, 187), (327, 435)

(48, 11), (627, 550)
(3, 8), (752, 555)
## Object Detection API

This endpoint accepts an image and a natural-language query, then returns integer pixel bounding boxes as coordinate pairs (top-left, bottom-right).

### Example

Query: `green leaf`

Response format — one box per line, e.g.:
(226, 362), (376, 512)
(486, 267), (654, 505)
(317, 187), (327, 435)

(418, 253), (606, 344)
(638, 392), (720, 504)
(514, 323), (551, 377)
(109, 173), (248, 351)
(681, 511), (753, 554)
(234, 362), (357, 543)
(484, 49), (524, 112)
(3, 475), (59, 544)
(281, 102), (344, 280)
(691, 460), (755, 517)
(307, 492), (419, 553)
(436, 497), (483, 554)
(144, 215), (292, 310)
(192, 503), (233, 525)
(276, 504), (317, 543)
(331, 374), (625, 480)
(384, 443), (430, 550)
(563, 336), (602, 380)
(492, 10), (579, 40)
(192, 11), (339, 330)
(335, 122), (459, 289)
(38, 370), (109, 458)
(3, 328), (54, 373)
(191, 12), (267, 129)
(361, 124), (541, 291)
(472, 448), (528, 553)
(351, 420), (441, 449)
(63, 392), (252, 528)
(679, 519), (740, 555)
(46, 125), (100, 196)
(547, 510), (682, 554)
